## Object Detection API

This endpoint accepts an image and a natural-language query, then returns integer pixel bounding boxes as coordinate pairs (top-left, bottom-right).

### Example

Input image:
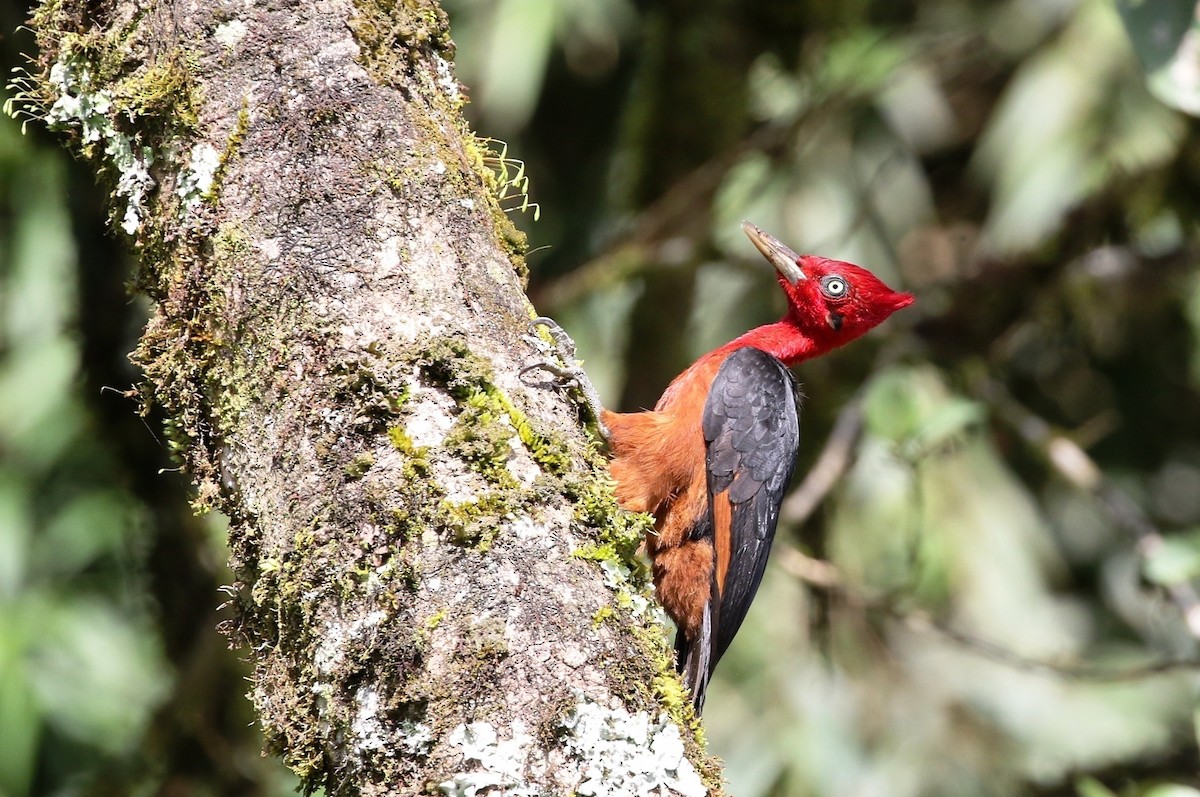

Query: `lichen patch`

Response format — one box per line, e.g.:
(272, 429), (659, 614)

(352, 685), (388, 754)
(439, 721), (537, 797)
(43, 57), (155, 233)
(314, 608), (389, 676)
(405, 388), (456, 449)
(213, 19), (248, 49)
(177, 142), (220, 213)
(561, 694), (707, 797)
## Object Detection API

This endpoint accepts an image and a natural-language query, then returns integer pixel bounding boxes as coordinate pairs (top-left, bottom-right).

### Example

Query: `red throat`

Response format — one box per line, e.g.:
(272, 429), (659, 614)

(716, 321), (819, 366)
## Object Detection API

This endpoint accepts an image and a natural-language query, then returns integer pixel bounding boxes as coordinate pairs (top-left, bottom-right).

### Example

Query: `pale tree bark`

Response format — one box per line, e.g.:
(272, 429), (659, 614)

(13, 1), (718, 794)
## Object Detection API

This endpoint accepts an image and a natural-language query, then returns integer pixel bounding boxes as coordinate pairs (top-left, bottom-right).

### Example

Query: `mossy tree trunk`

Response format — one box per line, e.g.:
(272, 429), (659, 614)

(16, 0), (716, 793)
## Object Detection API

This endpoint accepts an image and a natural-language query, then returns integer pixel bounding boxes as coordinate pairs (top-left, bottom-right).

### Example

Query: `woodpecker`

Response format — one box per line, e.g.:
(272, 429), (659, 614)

(529, 222), (912, 711)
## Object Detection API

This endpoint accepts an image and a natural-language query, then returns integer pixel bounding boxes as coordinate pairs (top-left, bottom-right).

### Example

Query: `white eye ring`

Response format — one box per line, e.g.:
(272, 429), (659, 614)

(822, 275), (848, 298)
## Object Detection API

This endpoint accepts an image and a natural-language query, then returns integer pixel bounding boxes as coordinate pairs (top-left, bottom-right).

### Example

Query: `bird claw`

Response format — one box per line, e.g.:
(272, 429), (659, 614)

(522, 316), (610, 441)
(521, 317), (584, 385)
(525, 316), (579, 360)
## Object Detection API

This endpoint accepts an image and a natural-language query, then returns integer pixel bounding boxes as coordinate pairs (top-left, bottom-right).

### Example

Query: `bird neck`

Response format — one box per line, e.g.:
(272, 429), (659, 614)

(716, 320), (819, 366)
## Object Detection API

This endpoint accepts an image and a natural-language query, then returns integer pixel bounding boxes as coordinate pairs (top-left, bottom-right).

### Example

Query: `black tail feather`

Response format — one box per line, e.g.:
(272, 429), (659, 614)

(676, 602), (714, 714)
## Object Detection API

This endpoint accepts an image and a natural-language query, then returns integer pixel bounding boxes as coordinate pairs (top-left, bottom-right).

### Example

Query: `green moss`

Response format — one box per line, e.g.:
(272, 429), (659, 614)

(441, 492), (514, 551)
(388, 471), (445, 543)
(344, 451), (376, 480)
(293, 527), (317, 550)
(470, 135), (534, 282)
(444, 393), (518, 487)
(348, 0), (454, 77)
(388, 426), (430, 478)
(387, 425), (416, 452)
(591, 605), (614, 629)
(36, 25), (201, 148)
(111, 51), (201, 138)
(392, 381), (412, 410)
(389, 557), (420, 592)
(470, 617), (509, 661)
(386, 409), (447, 540)
(209, 97), (251, 202)
(330, 361), (408, 434)
(412, 608), (446, 650)
(493, 211), (529, 283)
(503, 395), (571, 475)
(415, 335), (494, 400)
(570, 477), (653, 581)
(203, 224), (260, 428)
(377, 162), (406, 195)
(134, 243), (232, 512)
(424, 608), (447, 631)
(401, 335), (580, 554)
(416, 334), (571, 486)
(16, 31), (200, 238)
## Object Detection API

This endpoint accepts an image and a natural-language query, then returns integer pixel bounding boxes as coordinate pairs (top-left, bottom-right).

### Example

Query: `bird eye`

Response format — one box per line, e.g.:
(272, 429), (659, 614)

(821, 275), (848, 299)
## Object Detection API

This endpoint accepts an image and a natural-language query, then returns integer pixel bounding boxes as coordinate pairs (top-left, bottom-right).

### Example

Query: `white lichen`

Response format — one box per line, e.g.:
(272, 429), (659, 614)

(398, 719), (433, 757)
(561, 695), (706, 797)
(256, 237), (283, 261)
(313, 609), (388, 675)
(434, 54), (461, 104)
(176, 142), (221, 213)
(508, 515), (549, 541)
(44, 57), (155, 235)
(378, 236), (403, 273)
(353, 685), (388, 753)
(598, 559), (670, 627)
(351, 684), (431, 758)
(439, 721), (538, 797)
(213, 19), (248, 49)
(441, 700), (705, 796)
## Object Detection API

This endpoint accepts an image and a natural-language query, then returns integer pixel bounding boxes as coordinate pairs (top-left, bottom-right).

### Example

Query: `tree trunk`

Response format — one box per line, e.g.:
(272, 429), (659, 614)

(15, 1), (716, 793)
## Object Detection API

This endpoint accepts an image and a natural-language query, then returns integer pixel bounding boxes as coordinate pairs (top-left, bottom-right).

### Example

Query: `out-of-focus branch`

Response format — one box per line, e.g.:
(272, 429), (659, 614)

(531, 136), (768, 310)
(775, 546), (1200, 680)
(975, 376), (1200, 639)
(780, 392), (865, 526)
(530, 83), (887, 312)
(532, 122), (907, 312)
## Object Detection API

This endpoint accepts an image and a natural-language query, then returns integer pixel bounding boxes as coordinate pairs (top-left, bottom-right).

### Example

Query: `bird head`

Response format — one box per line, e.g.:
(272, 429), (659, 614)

(742, 221), (913, 350)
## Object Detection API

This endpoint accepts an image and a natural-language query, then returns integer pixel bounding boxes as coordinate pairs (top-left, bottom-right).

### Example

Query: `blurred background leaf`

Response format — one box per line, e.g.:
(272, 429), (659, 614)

(1116, 0), (1200, 116)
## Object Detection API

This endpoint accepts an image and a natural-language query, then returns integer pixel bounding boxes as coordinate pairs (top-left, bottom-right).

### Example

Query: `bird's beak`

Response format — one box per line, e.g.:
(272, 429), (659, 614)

(741, 221), (806, 284)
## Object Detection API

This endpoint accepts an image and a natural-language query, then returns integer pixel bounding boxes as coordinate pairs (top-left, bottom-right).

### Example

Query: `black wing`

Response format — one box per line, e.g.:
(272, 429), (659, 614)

(678, 346), (802, 710)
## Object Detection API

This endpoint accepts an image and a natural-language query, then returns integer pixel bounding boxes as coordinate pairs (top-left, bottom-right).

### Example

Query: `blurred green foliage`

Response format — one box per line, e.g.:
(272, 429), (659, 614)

(1117, 0), (1200, 115)
(0, 17), (301, 797)
(0, 115), (168, 796)
(8, 0), (1200, 795)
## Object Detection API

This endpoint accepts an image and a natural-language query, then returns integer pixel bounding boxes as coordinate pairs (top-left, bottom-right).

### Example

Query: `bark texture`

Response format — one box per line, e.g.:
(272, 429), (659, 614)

(18, 0), (716, 793)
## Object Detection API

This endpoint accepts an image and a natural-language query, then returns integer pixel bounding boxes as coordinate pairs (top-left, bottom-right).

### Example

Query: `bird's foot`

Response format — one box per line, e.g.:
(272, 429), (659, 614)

(521, 316), (610, 441)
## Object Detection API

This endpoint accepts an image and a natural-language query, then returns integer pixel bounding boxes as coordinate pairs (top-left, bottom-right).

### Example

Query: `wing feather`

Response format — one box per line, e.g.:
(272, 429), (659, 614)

(701, 347), (801, 668)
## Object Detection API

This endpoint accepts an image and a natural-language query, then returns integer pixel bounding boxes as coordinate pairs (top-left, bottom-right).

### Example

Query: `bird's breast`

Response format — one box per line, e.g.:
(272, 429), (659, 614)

(604, 351), (734, 539)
